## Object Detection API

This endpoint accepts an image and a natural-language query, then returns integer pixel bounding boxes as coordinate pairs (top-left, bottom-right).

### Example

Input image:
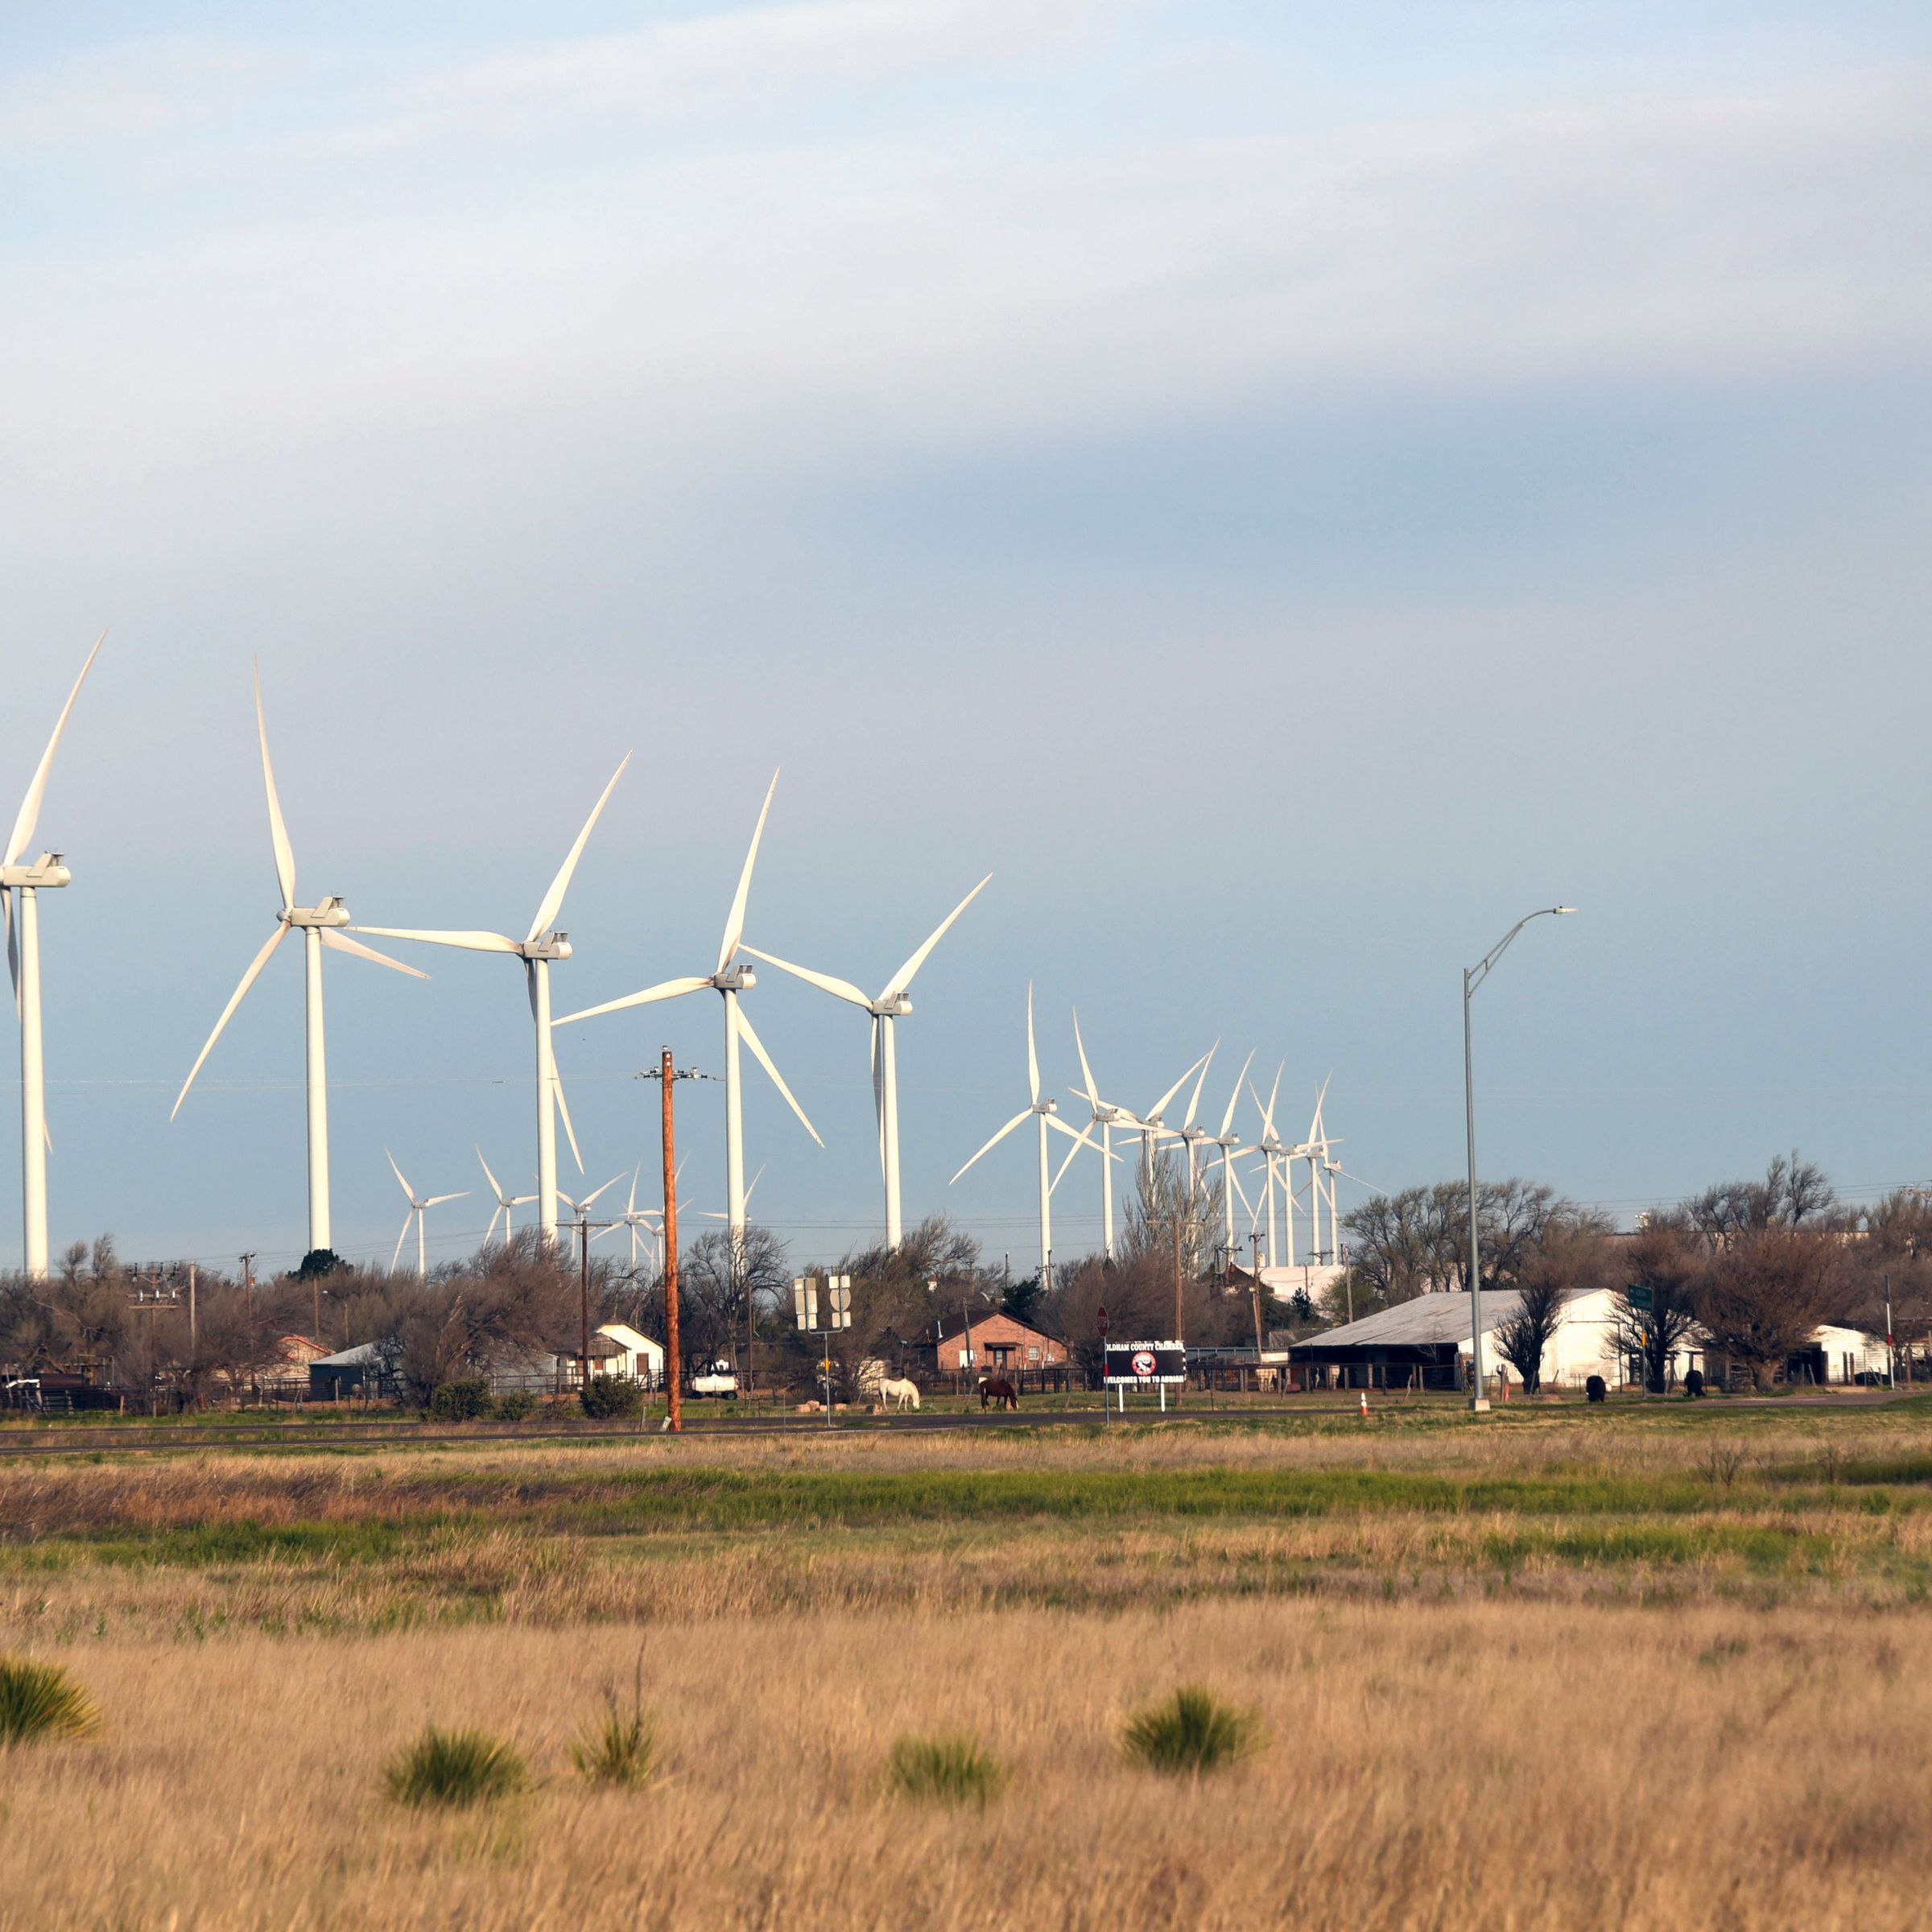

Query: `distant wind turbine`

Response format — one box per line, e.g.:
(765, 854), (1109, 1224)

(743, 873), (989, 1249)
(3, 633), (105, 1278)
(386, 1150), (469, 1275)
(1248, 1063), (1287, 1266)
(1051, 1009), (1136, 1261)
(172, 665), (427, 1257)
(950, 985), (1097, 1290)
(555, 771), (820, 1240)
(353, 753), (630, 1245)
(1207, 1051), (1257, 1259)
(476, 1148), (535, 1249)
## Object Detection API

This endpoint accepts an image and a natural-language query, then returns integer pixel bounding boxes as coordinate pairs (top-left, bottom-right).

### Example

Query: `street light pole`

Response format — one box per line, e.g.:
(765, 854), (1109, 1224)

(1463, 905), (1575, 1413)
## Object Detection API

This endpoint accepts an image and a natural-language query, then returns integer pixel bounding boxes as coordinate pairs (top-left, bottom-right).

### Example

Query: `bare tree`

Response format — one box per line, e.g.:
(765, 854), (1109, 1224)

(1610, 1213), (1704, 1393)
(1686, 1152), (1836, 1241)
(1695, 1227), (1842, 1389)
(1494, 1280), (1563, 1392)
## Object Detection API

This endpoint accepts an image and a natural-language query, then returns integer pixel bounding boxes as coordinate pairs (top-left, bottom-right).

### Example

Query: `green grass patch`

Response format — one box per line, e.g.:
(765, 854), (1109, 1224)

(0, 1657), (98, 1744)
(1121, 1685), (1264, 1776)
(886, 1733), (1006, 1805)
(385, 1725), (526, 1808)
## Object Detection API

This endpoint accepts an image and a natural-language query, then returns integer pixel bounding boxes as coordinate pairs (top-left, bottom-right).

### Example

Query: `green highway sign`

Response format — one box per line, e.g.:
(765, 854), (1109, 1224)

(1626, 1285), (1654, 1315)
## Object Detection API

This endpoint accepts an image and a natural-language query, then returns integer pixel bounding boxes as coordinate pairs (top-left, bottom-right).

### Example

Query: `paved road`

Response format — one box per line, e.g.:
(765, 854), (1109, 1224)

(0, 1388), (1913, 1458)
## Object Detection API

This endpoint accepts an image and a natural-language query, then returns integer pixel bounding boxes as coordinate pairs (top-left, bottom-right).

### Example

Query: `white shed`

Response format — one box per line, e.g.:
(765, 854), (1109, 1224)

(595, 1323), (665, 1388)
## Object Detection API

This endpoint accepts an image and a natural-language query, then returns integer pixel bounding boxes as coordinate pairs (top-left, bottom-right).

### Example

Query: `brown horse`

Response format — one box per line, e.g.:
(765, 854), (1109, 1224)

(978, 1377), (1018, 1411)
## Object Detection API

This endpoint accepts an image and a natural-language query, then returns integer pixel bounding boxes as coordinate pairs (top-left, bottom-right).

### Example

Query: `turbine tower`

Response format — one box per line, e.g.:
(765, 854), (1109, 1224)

(3, 634), (104, 1278)
(1248, 1063), (1287, 1267)
(386, 1150), (469, 1275)
(353, 753), (630, 1245)
(1207, 1051), (1257, 1262)
(950, 985), (1096, 1290)
(172, 665), (427, 1257)
(1051, 1009), (1137, 1261)
(555, 771), (820, 1240)
(742, 873), (990, 1249)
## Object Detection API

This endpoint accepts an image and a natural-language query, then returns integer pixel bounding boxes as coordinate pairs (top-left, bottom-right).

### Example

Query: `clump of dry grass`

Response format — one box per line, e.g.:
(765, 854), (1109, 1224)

(570, 1655), (654, 1789)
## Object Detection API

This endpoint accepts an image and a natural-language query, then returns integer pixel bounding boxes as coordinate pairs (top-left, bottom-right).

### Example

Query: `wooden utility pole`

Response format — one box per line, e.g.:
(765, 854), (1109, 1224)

(240, 1253), (256, 1322)
(1249, 1233), (1266, 1357)
(1172, 1214), (1184, 1406)
(661, 1048), (683, 1432)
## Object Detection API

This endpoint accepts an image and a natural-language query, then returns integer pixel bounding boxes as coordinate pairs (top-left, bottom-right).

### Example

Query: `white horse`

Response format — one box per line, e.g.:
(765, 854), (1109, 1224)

(879, 1377), (921, 1411)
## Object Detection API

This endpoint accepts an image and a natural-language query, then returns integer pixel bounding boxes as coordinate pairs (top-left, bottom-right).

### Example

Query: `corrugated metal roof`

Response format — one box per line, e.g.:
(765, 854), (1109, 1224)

(1299, 1291), (1529, 1349)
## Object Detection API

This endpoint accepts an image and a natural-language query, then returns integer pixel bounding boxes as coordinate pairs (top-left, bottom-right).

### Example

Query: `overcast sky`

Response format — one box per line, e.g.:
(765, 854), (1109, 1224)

(4, 2), (1930, 1274)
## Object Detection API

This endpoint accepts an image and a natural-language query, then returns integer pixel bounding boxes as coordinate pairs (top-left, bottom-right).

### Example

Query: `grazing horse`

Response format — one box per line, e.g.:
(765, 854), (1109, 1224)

(978, 1377), (1018, 1411)
(880, 1377), (921, 1411)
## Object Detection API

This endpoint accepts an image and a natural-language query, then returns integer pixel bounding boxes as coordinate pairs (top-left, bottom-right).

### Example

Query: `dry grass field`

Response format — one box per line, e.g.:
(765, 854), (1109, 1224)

(2, 1401), (1930, 1929)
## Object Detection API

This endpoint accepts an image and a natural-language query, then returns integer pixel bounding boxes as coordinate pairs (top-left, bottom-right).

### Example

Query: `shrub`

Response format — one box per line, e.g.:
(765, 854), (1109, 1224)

(580, 1375), (642, 1420)
(1121, 1686), (1263, 1777)
(493, 1390), (537, 1422)
(571, 1657), (654, 1789)
(0, 1658), (98, 1745)
(886, 1732), (1006, 1806)
(384, 1725), (526, 1808)
(428, 1379), (492, 1422)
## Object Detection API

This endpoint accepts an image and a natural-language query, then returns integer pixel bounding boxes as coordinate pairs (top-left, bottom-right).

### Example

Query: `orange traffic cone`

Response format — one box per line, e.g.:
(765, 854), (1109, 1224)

(1359, 1389), (1369, 1418)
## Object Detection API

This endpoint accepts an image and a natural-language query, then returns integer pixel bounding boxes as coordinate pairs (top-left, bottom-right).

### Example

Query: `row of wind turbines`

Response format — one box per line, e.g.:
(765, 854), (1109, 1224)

(6, 640), (1346, 1285)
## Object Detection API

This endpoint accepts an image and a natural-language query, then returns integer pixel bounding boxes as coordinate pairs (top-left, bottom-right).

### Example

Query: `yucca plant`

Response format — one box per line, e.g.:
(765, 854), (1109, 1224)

(886, 1732), (1006, 1806)
(384, 1725), (526, 1808)
(0, 1657), (98, 1745)
(571, 1657), (655, 1789)
(1121, 1685), (1263, 1777)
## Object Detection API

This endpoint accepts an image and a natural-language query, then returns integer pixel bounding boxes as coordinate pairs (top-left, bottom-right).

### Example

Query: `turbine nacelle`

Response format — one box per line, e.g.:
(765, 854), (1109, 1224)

(0, 852), (68, 890)
(287, 897), (353, 930)
(522, 930), (571, 962)
(873, 992), (913, 1018)
(712, 960), (756, 993)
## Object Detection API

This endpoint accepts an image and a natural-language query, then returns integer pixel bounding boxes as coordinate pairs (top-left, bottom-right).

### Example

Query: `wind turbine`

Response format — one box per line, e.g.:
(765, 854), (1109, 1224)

(353, 754), (630, 1247)
(1248, 1063), (1287, 1267)
(1290, 1078), (1336, 1265)
(949, 985), (1096, 1290)
(1207, 1051), (1257, 1262)
(1172, 1044), (1220, 1194)
(477, 1148), (535, 1249)
(4, 634), (104, 1278)
(742, 873), (989, 1249)
(555, 771), (820, 1240)
(386, 1150), (469, 1275)
(597, 1166), (665, 1271)
(1128, 1051), (1213, 1194)
(1051, 1009), (1136, 1260)
(172, 666), (427, 1257)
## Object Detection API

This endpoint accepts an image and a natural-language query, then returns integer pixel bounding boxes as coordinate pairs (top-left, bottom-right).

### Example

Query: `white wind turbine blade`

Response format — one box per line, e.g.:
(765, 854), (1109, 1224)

(718, 769), (778, 975)
(881, 873), (992, 1001)
(555, 976), (711, 1026)
(1050, 1125), (1088, 1195)
(385, 1148), (417, 1204)
(5, 894), (16, 1012)
(1146, 1052), (1208, 1125)
(5, 630), (105, 871)
(476, 1147), (506, 1203)
(170, 923), (288, 1118)
(319, 929), (430, 978)
(552, 1060), (585, 1173)
(739, 947), (870, 1008)
(1026, 983), (1039, 1105)
(253, 662), (296, 911)
(1071, 1008), (1100, 1110)
(1219, 1050), (1256, 1139)
(1228, 1159), (1255, 1221)
(579, 1172), (624, 1210)
(422, 1191), (469, 1208)
(1182, 1042), (1220, 1130)
(736, 1005), (824, 1146)
(626, 1165), (639, 1216)
(485, 1202), (505, 1245)
(1253, 1062), (1284, 1140)
(951, 1108), (1034, 1184)
(527, 751), (630, 943)
(392, 1212), (414, 1272)
(1307, 1072), (1332, 1148)
(744, 1162), (766, 1210)
(353, 927), (519, 954)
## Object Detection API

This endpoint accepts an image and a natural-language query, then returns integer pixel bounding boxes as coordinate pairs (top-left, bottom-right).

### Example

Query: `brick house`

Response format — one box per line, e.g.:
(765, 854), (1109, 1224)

(931, 1313), (1067, 1377)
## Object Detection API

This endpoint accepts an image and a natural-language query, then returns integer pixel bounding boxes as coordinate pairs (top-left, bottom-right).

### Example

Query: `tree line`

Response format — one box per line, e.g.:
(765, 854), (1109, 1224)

(1340, 1154), (1924, 1389)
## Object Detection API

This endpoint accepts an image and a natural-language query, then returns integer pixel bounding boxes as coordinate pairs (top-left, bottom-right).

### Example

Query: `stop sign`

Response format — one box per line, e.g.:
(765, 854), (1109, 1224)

(1096, 1303), (1108, 1339)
